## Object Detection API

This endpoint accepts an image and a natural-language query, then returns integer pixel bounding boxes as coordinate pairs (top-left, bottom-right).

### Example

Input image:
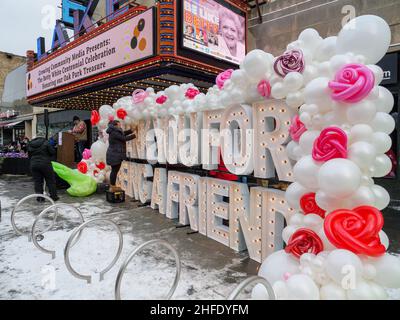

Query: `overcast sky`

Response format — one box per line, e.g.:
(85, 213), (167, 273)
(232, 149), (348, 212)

(0, 0), (62, 56)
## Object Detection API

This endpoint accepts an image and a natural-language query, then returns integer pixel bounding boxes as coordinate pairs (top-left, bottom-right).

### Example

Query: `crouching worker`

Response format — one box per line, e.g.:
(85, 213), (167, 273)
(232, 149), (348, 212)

(27, 137), (59, 202)
(106, 120), (136, 192)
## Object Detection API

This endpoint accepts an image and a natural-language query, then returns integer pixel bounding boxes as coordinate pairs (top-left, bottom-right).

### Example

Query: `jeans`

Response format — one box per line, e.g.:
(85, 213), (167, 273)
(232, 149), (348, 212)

(75, 141), (86, 162)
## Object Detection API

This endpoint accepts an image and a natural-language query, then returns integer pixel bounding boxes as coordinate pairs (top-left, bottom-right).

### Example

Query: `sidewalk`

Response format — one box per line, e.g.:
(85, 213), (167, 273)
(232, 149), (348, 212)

(0, 175), (258, 300)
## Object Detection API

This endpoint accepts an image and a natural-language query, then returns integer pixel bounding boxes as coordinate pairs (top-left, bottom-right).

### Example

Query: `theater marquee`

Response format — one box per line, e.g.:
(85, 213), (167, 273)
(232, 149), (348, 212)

(27, 8), (155, 97)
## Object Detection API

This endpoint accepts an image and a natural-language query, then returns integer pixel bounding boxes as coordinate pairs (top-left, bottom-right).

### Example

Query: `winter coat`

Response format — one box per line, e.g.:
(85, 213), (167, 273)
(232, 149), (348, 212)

(27, 137), (56, 168)
(106, 124), (136, 166)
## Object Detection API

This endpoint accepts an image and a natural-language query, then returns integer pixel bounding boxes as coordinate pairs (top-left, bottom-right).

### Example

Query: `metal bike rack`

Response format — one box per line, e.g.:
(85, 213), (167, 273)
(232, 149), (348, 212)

(115, 239), (181, 300)
(227, 275), (276, 300)
(31, 203), (84, 259)
(11, 194), (55, 241)
(64, 218), (123, 284)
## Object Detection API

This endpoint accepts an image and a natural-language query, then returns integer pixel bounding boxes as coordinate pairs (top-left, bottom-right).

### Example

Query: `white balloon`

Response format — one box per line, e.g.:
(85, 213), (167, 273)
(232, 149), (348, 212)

(272, 281), (289, 300)
(286, 91), (305, 109)
(347, 185), (375, 208)
(90, 140), (107, 162)
(337, 15), (391, 64)
(347, 280), (388, 300)
(230, 69), (248, 86)
(315, 36), (337, 62)
(304, 77), (333, 111)
(286, 274), (320, 300)
(363, 263), (377, 280)
(317, 228), (337, 251)
(371, 184), (390, 210)
(371, 132), (392, 154)
(288, 213), (305, 226)
(348, 141), (377, 171)
(299, 130), (320, 155)
(285, 182), (308, 209)
(369, 254), (400, 288)
(371, 154), (392, 177)
(318, 159), (361, 198)
(242, 49), (274, 81)
(271, 82), (287, 99)
(303, 65), (318, 84)
(282, 225), (297, 244)
(286, 141), (301, 161)
(315, 190), (346, 212)
(346, 100), (376, 125)
(99, 105), (115, 119)
(367, 65), (384, 85)
(283, 72), (304, 92)
(293, 155), (321, 191)
(349, 124), (373, 143)
(251, 284), (271, 300)
(376, 86), (394, 113)
(320, 282), (347, 300)
(325, 249), (363, 285)
(317, 61), (333, 78)
(329, 54), (354, 71)
(371, 112), (396, 134)
(379, 230), (389, 250)
(258, 250), (300, 284)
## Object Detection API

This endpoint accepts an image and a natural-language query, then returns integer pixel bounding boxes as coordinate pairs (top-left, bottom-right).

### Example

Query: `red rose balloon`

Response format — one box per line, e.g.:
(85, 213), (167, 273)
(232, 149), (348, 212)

(91, 110), (100, 126)
(77, 161), (88, 174)
(96, 162), (106, 170)
(284, 228), (324, 259)
(116, 108), (127, 120)
(312, 126), (347, 162)
(324, 206), (386, 257)
(300, 193), (326, 218)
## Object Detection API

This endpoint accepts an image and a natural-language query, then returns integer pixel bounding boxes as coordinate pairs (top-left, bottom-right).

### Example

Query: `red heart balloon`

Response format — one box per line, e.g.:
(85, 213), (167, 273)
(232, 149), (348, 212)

(324, 206), (385, 257)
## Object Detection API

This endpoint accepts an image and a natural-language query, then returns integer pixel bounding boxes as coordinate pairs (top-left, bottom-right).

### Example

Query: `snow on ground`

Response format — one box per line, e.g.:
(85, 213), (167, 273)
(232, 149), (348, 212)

(1, 178), (399, 300)
(0, 180), (245, 300)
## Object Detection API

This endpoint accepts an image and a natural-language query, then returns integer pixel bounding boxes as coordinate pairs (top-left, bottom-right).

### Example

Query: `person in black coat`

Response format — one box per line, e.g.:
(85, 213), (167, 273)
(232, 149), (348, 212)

(106, 120), (136, 192)
(27, 137), (59, 202)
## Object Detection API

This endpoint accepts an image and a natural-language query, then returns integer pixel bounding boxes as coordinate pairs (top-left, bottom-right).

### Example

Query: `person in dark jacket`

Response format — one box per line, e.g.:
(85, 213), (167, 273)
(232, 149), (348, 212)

(106, 120), (136, 192)
(27, 137), (59, 202)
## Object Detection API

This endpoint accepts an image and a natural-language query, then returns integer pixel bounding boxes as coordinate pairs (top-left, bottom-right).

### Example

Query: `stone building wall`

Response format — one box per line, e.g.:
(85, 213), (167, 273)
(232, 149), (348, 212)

(0, 52), (26, 107)
(248, 0), (400, 56)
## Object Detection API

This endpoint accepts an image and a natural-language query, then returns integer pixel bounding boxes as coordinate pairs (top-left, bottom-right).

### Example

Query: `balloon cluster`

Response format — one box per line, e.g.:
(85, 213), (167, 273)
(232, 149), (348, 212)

(76, 140), (110, 183)
(255, 15), (400, 300)
(88, 14), (399, 299)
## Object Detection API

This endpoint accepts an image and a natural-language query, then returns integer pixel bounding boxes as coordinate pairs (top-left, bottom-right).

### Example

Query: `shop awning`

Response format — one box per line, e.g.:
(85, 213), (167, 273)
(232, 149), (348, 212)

(0, 120), (24, 128)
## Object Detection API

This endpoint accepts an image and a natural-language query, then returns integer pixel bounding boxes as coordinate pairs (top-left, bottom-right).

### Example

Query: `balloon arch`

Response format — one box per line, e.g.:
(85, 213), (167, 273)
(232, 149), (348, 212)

(76, 15), (399, 299)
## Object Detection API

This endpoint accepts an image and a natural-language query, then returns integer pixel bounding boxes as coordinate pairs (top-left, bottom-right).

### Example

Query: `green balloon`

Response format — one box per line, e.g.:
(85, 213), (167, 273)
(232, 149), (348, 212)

(52, 162), (97, 197)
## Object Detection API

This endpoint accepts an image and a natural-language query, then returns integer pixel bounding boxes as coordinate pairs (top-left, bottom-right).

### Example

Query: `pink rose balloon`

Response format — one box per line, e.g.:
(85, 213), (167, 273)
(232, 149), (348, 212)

(216, 69), (234, 89)
(328, 63), (375, 103)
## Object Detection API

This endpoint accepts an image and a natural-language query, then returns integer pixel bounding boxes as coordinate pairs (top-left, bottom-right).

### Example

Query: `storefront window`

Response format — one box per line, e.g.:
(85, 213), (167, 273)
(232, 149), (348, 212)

(37, 122), (72, 140)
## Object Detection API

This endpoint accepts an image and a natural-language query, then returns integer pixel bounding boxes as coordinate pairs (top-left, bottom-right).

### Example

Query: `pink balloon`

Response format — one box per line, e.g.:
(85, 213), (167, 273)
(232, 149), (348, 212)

(82, 149), (92, 160)
(329, 63), (375, 103)
(216, 69), (234, 89)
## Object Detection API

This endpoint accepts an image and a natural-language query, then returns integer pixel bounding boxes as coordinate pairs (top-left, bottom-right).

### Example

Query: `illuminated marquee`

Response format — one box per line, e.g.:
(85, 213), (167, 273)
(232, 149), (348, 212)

(119, 99), (295, 263)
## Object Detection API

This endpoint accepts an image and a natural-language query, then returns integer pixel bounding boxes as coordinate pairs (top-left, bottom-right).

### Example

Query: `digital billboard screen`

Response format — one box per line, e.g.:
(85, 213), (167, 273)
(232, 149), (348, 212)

(182, 0), (246, 65)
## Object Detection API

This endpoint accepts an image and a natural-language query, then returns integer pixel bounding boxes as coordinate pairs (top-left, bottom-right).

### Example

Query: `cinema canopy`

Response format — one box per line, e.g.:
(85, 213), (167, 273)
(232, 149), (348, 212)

(26, 0), (248, 111)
